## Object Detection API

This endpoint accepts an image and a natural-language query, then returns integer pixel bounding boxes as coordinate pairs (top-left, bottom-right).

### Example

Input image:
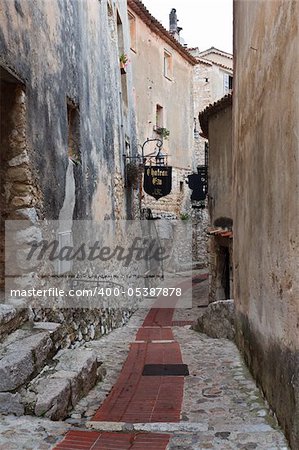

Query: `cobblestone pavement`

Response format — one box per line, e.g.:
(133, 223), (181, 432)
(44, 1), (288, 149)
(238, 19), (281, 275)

(0, 415), (70, 449)
(169, 325), (289, 449)
(0, 276), (290, 449)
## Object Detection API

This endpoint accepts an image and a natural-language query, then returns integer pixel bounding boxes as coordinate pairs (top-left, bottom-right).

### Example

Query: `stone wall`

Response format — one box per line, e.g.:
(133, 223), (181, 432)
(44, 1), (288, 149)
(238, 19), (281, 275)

(191, 209), (209, 268)
(0, 82), (41, 290)
(128, 4), (195, 221)
(0, 0), (139, 331)
(200, 98), (233, 303)
(32, 307), (132, 349)
(208, 104), (233, 224)
(0, 0), (137, 223)
(191, 52), (233, 269)
(233, 1), (299, 447)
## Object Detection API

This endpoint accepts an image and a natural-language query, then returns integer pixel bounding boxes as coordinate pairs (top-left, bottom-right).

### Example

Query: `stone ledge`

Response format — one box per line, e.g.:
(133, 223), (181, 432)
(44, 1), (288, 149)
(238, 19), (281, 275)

(23, 348), (98, 420)
(0, 321), (62, 392)
(0, 305), (28, 341)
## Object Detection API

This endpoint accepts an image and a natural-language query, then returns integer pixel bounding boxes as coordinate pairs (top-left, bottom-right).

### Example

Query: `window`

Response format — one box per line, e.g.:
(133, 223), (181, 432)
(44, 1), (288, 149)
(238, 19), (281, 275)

(223, 73), (233, 94)
(164, 50), (173, 79)
(117, 12), (124, 54)
(156, 104), (164, 128)
(128, 11), (136, 52)
(117, 13), (128, 107)
(67, 101), (81, 164)
(180, 181), (184, 192)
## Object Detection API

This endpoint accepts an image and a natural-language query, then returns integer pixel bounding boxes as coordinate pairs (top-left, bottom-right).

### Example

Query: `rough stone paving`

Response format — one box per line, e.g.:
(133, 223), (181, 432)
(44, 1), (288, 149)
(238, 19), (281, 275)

(0, 278), (289, 449)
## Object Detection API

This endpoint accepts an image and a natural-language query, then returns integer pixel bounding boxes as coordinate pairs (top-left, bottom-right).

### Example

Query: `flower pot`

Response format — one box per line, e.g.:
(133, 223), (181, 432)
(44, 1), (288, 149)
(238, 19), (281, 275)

(120, 62), (126, 74)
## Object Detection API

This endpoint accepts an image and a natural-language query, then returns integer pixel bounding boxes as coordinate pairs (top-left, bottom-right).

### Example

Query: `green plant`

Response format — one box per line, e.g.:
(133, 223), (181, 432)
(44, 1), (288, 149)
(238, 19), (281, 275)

(180, 212), (189, 221)
(119, 53), (128, 64)
(156, 127), (170, 140)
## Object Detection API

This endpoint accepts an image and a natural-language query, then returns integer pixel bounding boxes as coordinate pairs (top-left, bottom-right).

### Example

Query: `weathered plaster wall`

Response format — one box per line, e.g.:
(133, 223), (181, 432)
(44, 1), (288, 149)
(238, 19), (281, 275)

(0, 0), (137, 223)
(191, 50), (233, 268)
(233, 1), (299, 447)
(208, 105), (233, 224)
(0, 0), (139, 330)
(207, 103), (233, 302)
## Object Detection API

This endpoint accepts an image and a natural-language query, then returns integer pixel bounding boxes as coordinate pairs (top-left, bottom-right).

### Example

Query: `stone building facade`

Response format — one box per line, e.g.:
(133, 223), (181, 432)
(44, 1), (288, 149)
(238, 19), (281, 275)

(233, 1), (299, 447)
(190, 47), (233, 267)
(190, 47), (233, 168)
(127, 0), (197, 219)
(199, 94), (233, 303)
(0, 0), (138, 326)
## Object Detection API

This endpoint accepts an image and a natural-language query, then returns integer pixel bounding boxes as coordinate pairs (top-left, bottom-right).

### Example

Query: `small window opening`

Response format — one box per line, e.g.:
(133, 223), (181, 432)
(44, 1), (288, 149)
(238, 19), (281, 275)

(67, 101), (81, 164)
(128, 11), (136, 52)
(164, 50), (173, 79)
(156, 104), (164, 128)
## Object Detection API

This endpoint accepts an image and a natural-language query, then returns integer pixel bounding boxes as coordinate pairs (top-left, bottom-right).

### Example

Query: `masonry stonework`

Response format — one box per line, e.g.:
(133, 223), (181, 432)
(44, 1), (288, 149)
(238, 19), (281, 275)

(191, 48), (233, 269)
(128, 1), (196, 221)
(0, 0), (139, 338)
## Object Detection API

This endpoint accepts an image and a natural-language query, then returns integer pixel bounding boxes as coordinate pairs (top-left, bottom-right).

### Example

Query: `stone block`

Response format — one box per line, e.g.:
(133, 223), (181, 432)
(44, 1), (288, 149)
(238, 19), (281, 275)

(11, 195), (33, 208)
(54, 348), (98, 396)
(26, 348), (98, 420)
(6, 166), (32, 183)
(52, 370), (83, 408)
(0, 305), (28, 340)
(8, 150), (30, 167)
(11, 207), (38, 223)
(195, 299), (235, 340)
(34, 378), (70, 420)
(0, 330), (53, 391)
(0, 392), (25, 416)
(0, 349), (34, 391)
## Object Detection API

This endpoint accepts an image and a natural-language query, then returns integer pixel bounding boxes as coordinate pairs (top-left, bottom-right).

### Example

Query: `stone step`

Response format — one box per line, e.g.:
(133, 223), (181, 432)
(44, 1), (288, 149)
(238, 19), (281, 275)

(0, 321), (62, 393)
(0, 304), (28, 341)
(22, 348), (99, 420)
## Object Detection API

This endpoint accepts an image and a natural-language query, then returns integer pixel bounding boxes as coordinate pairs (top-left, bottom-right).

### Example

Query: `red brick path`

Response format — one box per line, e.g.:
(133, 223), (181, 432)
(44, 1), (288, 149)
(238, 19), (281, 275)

(54, 430), (171, 450)
(54, 273), (210, 450)
(92, 339), (183, 422)
(136, 326), (174, 341)
(142, 308), (175, 327)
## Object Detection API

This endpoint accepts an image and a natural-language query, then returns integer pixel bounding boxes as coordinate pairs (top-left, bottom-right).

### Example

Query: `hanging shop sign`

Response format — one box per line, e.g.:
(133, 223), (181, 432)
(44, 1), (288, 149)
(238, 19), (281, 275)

(188, 166), (208, 201)
(143, 166), (172, 200)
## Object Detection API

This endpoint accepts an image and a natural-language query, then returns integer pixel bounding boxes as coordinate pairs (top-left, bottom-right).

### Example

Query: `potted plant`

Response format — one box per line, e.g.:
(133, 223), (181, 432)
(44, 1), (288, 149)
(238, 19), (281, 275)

(119, 53), (129, 74)
(154, 126), (170, 140)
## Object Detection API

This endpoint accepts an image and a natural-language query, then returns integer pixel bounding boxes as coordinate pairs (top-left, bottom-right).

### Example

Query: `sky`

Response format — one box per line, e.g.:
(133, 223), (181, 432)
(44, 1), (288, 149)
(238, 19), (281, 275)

(141, 0), (233, 54)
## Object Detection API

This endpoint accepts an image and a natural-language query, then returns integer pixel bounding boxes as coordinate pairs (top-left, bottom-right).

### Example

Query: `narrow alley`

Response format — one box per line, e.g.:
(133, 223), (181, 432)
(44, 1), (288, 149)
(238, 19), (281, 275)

(0, 275), (288, 449)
